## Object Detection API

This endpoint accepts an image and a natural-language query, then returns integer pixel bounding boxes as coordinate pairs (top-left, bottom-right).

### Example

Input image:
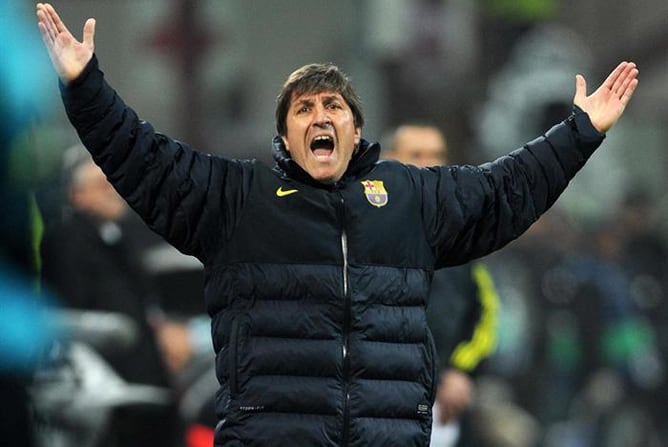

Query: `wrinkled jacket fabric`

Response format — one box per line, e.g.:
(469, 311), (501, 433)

(61, 56), (604, 447)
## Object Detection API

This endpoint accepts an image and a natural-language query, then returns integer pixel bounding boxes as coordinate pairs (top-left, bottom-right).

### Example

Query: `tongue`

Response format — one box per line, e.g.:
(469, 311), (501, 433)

(313, 148), (333, 157)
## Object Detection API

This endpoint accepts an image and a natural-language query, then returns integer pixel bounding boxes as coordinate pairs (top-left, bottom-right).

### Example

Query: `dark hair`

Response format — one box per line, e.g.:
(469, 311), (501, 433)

(275, 63), (364, 136)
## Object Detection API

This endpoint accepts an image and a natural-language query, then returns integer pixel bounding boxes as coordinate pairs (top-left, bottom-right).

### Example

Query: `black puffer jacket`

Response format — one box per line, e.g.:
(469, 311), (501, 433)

(62, 56), (604, 447)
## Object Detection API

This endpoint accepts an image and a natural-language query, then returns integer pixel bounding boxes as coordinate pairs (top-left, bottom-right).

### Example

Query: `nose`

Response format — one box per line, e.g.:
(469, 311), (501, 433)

(313, 104), (331, 127)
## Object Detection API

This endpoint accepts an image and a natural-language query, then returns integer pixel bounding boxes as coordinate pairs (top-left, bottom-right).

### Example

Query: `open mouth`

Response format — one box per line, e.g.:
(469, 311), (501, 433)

(310, 135), (335, 158)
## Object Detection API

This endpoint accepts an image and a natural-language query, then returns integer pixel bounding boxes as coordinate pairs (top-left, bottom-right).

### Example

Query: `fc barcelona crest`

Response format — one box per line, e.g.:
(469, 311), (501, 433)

(361, 180), (388, 208)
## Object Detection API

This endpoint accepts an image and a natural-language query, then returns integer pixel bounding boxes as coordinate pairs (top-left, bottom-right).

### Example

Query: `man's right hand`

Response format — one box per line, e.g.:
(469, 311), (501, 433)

(36, 3), (95, 83)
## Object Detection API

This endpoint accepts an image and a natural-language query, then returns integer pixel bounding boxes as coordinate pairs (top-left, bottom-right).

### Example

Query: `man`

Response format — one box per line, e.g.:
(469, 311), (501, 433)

(36, 3), (638, 446)
(384, 125), (499, 447)
(40, 150), (183, 447)
(40, 150), (168, 386)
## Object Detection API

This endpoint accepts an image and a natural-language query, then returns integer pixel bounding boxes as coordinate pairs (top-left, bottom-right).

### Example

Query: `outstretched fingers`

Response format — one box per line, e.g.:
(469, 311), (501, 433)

(612, 63), (637, 95)
(610, 62), (638, 99)
(620, 75), (639, 106)
(602, 61), (628, 92)
(36, 5), (57, 44)
(43, 3), (72, 38)
(611, 64), (639, 109)
(36, 3), (74, 46)
(36, 17), (50, 47)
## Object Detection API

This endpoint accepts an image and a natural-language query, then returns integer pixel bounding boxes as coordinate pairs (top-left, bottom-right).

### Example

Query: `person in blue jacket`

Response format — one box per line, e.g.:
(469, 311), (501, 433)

(36, 3), (638, 446)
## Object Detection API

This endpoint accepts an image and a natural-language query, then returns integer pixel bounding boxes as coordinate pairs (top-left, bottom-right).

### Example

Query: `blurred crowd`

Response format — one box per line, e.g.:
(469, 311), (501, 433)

(3, 1), (667, 447)
(472, 197), (667, 447)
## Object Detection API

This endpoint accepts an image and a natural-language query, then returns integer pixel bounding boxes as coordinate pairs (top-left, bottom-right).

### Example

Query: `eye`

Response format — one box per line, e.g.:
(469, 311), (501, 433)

(297, 105), (310, 114)
(327, 103), (342, 110)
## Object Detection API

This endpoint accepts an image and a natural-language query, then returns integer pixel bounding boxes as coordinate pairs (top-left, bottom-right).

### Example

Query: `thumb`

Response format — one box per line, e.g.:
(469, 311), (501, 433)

(83, 18), (96, 52)
(573, 74), (587, 107)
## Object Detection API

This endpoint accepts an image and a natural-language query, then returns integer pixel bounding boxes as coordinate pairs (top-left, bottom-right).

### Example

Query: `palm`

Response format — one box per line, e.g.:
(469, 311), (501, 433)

(573, 62), (639, 133)
(37, 3), (95, 83)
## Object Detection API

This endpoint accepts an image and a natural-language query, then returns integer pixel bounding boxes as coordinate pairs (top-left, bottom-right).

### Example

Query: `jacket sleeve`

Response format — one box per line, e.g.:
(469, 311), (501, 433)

(60, 56), (251, 262)
(448, 262), (499, 373)
(425, 109), (604, 268)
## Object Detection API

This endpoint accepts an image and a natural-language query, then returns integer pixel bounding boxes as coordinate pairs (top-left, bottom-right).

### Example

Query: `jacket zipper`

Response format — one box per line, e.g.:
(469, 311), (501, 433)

(339, 193), (351, 446)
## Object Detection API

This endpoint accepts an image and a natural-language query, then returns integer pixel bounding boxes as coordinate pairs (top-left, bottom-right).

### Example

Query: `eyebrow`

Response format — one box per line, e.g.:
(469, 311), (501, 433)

(292, 93), (343, 107)
(322, 95), (343, 105)
(293, 98), (315, 108)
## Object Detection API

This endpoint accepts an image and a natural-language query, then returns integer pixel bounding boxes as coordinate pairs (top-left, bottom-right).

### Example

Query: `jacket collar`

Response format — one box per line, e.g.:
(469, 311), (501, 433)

(271, 136), (380, 188)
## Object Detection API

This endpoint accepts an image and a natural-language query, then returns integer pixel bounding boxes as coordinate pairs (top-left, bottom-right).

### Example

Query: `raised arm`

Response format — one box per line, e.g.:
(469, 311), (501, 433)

(35, 3), (252, 262)
(574, 61), (639, 133)
(36, 2), (95, 83)
(427, 61), (639, 267)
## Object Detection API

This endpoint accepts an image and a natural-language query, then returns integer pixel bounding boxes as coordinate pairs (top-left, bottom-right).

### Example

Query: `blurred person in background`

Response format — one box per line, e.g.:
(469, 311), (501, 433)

(36, 2), (639, 445)
(543, 209), (664, 446)
(383, 124), (499, 447)
(40, 147), (169, 386)
(483, 197), (665, 447)
(612, 190), (668, 445)
(40, 147), (184, 447)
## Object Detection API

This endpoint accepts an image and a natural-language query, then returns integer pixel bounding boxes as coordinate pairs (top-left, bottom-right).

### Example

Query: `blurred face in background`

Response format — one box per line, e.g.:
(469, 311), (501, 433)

(69, 161), (127, 222)
(388, 125), (448, 167)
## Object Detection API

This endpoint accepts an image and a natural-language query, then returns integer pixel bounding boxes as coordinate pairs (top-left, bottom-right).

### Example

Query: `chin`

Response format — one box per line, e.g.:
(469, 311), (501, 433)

(309, 170), (338, 184)
(305, 163), (335, 183)
(314, 174), (337, 184)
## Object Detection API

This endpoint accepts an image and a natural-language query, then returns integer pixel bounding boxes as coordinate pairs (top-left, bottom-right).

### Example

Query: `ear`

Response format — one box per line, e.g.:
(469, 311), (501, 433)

(354, 127), (361, 145)
(281, 135), (290, 152)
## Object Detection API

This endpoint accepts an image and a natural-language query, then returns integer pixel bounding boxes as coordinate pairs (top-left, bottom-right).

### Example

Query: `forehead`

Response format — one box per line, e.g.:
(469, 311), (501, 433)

(290, 90), (345, 104)
(396, 128), (446, 153)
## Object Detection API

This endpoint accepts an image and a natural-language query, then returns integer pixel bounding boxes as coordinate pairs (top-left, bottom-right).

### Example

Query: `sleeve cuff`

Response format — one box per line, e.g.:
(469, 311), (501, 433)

(571, 105), (606, 142)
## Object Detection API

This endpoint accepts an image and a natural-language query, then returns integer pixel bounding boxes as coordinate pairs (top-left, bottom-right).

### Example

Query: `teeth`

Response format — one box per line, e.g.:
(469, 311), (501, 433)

(310, 134), (335, 152)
